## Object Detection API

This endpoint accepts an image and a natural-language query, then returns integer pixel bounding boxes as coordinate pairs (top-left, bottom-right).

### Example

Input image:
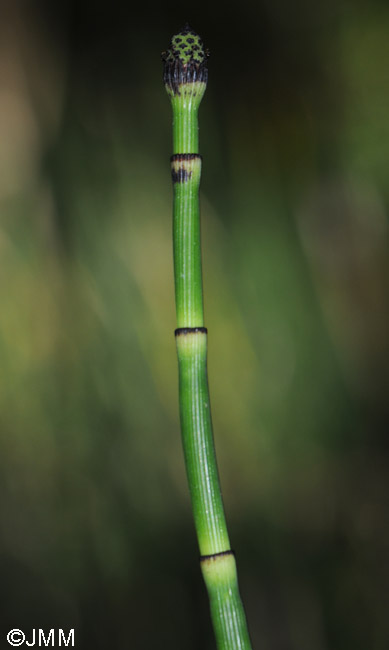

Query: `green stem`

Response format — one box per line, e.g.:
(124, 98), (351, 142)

(163, 25), (253, 650)
(171, 94), (200, 153)
(172, 154), (203, 327)
(176, 328), (229, 553)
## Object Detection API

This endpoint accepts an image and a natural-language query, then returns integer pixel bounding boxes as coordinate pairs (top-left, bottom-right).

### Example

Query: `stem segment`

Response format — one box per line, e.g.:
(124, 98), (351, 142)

(172, 155), (203, 327)
(163, 25), (253, 649)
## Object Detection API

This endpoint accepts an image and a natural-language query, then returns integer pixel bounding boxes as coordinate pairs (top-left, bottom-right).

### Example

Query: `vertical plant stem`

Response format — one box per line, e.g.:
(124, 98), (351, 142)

(163, 25), (253, 650)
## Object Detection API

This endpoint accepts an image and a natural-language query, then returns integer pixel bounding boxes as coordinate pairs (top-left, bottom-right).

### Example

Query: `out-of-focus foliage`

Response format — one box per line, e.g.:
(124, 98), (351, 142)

(0, 1), (388, 648)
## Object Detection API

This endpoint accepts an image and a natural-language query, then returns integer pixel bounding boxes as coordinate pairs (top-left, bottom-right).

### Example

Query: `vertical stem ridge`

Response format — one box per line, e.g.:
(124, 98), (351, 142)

(172, 94), (200, 153)
(172, 154), (204, 327)
(176, 330), (230, 555)
(201, 552), (253, 650)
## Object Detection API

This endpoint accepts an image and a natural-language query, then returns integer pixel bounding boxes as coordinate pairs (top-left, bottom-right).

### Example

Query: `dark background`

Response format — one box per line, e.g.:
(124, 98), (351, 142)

(0, 0), (388, 648)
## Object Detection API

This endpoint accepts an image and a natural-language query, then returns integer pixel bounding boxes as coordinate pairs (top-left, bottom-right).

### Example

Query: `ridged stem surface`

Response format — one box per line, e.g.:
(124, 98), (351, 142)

(172, 154), (203, 327)
(202, 553), (253, 650)
(176, 330), (229, 554)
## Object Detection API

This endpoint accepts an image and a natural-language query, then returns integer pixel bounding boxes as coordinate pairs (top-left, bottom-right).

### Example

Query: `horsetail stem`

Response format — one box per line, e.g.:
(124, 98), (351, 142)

(163, 25), (253, 650)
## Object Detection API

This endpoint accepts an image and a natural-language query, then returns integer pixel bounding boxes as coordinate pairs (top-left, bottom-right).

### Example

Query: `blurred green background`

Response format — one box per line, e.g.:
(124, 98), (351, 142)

(0, 0), (388, 648)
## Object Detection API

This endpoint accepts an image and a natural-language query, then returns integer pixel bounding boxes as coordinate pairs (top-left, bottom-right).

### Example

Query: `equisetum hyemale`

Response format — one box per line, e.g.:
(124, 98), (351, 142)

(162, 25), (253, 650)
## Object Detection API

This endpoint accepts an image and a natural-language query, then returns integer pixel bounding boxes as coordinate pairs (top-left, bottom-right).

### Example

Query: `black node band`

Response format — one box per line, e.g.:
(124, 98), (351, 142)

(200, 549), (235, 562)
(170, 153), (202, 162)
(175, 327), (208, 337)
